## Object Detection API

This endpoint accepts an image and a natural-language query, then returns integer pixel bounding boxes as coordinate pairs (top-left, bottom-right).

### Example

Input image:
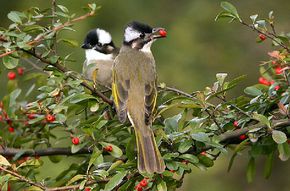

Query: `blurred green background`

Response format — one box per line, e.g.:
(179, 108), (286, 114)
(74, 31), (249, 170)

(1, 0), (289, 190)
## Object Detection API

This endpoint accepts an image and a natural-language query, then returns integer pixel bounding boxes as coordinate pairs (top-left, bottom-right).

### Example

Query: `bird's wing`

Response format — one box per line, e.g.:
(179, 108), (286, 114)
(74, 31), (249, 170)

(112, 68), (129, 123)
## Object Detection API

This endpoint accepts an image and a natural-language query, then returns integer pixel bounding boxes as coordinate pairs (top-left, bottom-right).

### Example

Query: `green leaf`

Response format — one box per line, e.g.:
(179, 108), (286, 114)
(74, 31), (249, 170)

(17, 159), (41, 169)
(71, 142), (87, 154)
(272, 130), (287, 144)
(216, 73), (227, 86)
(157, 180), (167, 191)
(95, 120), (108, 129)
(57, 5), (69, 13)
(277, 142), (290, 161)
(178, 140), (193, 153)
(70, 94), (97, 104)
(104, 171), (127, 191)
(244, 86), (263, 96)
(263, 152), (274, 179)
(227, 140), (248, 172)
(179, 154), (199, 164)
(215, 11), (236, 22)
(87, 148), (102, 172)
(100, 142), (123, 158)
(191, 132), (209, 142)
(252, 113), (271, 128)
(198, 155), (214, 167)
(3, 56), (19, 69)
(164, 114), (182, 133)
(59, 38), (79, 47)
(107, 160), (123, 173)
(9, 88), (21, 107)
(28, 115), (45, 125)
(90, 102), (99, 112)
(220, 1), (240, 20)
(67, 174), (85, 186)
(246, 157), (256, 183)
(7, 11), (22, 23)
(0, 155), (11, 166)
(250, 14), (258, 23)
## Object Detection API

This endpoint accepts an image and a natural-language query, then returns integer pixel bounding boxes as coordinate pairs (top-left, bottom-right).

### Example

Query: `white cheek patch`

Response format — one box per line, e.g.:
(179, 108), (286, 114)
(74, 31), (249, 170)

(124, 27), (141, 42)
(96, 28), (112, 45)
(85, 49), (113, 63)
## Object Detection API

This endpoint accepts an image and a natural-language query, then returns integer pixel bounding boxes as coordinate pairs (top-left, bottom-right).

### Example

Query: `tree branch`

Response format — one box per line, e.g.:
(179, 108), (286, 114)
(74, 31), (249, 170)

(1, 119), (289, 158)
(0, 166), (46, 190)
(240, 21), (290, 53)
(0, 5), (96, 58)
(22, 49), (113, 105)
(0, 147), (93, 157)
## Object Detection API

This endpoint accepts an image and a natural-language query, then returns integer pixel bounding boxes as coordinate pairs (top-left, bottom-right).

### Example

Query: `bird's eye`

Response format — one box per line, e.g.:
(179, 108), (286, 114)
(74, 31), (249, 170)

(139, 33), (145, 38)
(97, 42), (102, 46)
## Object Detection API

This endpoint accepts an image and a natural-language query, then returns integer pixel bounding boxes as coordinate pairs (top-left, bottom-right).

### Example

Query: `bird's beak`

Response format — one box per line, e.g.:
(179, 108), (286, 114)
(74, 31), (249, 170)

(151, 27), (167, 39)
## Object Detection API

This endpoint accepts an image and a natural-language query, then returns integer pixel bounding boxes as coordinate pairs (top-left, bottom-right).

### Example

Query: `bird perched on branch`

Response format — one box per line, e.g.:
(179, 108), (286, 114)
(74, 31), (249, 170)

(112, 21), (167, 174)
(81, 28), (119, 87)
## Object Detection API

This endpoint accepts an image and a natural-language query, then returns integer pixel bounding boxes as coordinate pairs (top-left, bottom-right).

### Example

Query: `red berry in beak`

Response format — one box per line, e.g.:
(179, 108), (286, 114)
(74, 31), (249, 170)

(159, 29), (167, 37)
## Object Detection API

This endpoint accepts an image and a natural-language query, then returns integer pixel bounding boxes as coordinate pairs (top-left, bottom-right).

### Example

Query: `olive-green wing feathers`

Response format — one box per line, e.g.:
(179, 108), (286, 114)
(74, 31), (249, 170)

(144, 80), (157, 125)
(112, 69), (129, 123)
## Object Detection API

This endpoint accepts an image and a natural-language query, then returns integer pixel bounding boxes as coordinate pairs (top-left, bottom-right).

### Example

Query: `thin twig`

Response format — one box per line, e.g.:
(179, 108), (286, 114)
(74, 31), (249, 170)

(158, 85), (194, 98)
(0, 147), (93, 157)
(0, 6), (95, 58)
(0, 166), (46, 190)
(22, 49), (113, 105)
(240, 21), (290, 53)
(51, 0), (57, 53)
(46, 180), (98, 191)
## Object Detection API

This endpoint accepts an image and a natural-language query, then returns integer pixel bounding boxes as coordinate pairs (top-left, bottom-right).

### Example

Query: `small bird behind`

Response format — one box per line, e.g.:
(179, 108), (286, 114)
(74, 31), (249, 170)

(112, 21), (167, 174)
(81, 28), (119, 87)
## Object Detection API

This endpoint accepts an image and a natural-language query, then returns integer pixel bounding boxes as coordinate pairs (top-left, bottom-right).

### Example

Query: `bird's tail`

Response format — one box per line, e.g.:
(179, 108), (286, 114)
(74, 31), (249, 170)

(134, 123), (165, 174)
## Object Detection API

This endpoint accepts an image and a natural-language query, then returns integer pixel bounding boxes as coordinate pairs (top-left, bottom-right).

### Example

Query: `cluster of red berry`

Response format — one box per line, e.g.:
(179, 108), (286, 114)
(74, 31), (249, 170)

(135, 178), (149, 191)
(7, 67), (24, 80)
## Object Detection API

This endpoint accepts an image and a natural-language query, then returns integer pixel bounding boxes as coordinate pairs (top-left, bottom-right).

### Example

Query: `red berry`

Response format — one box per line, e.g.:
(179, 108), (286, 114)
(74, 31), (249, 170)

(8, 126), (14, 133)
(287, 139), (290, 144)
(27, 113), (36, 119)
(72, 137), (80, 145)
(84, 188), (91, 191)
(239, 134), (247, 140)
(135, 185), (143, 191)
(104, 145), (113, 152)
(17, 67), (24, 76)
(258, 77), (270, 86)
(7, 72), (16, 80)
(233, 121), (239, 127)
(275, 67), (283, 75)
(271, 61), (277, 65)
(139, 179), (148, 187)
(274, 85), (280, 91)
(259, 34), (266, 41)
(200, 151), (206, 156)
(46, 114), (55, 122)
(159, 29), (167, 37)
(0, 115), (2, 122)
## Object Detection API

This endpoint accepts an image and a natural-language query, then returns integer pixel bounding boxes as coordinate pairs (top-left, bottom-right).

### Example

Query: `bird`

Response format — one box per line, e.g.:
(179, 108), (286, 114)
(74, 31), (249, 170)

(81, 28), (119, 87)
(112, 21), (167, 174)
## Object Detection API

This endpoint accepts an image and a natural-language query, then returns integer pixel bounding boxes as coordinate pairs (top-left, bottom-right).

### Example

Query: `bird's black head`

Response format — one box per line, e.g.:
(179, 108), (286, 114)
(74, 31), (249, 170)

(123, 21), (167, 50)
(81, 28), (116, 54)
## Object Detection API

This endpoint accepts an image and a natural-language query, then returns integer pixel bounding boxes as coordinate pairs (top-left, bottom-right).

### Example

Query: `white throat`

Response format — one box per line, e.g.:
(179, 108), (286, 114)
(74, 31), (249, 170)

(85, 49), (113, 64)
(140, 40), (154, 53)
